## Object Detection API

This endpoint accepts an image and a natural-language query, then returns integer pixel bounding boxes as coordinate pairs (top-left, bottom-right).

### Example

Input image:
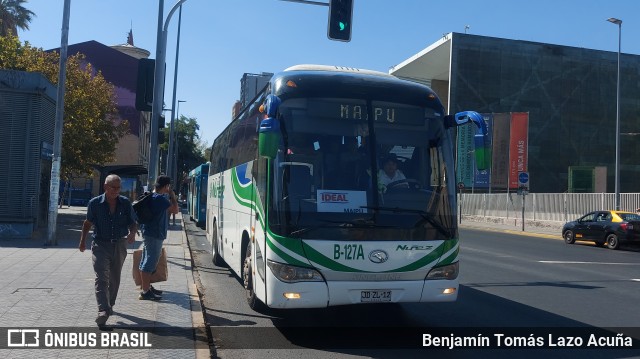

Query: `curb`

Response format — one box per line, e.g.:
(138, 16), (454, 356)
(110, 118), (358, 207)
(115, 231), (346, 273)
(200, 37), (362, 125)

(180, 225), (211, 359)
(460, 224), (561, 240)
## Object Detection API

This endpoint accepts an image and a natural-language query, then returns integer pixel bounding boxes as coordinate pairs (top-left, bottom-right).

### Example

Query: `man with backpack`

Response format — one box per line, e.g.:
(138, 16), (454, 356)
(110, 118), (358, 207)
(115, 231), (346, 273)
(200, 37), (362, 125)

(138, 175), (180, 300)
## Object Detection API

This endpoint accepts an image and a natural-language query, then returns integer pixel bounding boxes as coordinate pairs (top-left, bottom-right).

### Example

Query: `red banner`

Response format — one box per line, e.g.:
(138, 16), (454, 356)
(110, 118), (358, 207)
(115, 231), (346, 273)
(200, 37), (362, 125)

(508, 112), (528, 189)
(491, 113), (511, 189)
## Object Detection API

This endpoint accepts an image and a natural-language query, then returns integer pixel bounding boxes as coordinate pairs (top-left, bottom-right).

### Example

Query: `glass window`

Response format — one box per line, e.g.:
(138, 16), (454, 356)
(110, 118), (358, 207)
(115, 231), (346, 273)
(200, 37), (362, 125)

(268, 97), (455, 241)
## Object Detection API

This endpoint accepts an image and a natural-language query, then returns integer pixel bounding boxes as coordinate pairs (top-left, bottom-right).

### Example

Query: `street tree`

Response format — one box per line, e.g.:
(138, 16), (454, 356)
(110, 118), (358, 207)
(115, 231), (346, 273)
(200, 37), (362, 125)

(0, 0), (35, 37)
(160, 114), (207, 190)
(0, 34), (128, 181)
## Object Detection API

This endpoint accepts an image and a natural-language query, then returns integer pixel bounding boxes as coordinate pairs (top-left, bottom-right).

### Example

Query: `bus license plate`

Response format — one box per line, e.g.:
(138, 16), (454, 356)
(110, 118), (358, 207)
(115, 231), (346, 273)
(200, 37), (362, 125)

(360, 290), (392, 302)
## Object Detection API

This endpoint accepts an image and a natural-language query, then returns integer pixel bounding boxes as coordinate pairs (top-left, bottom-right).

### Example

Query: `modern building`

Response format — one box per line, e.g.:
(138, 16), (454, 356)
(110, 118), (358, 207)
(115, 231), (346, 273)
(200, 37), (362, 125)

(239, 72), (273, 108)
(391, 32), (640, 193)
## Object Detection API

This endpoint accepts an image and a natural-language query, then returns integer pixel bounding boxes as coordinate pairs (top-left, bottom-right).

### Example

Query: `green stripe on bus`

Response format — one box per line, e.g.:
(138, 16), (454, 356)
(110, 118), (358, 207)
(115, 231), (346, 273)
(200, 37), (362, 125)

(441, 237), (459, 252)
(267, 231), (307, 257)
(301, 242), (365, 272)
(300, 241), (446, 273)
(388, 243), (444, 272)
(230, 168), (254, 209)
(438, 246), (459, 266)
(228, 167), (268, 227)
(266, 236), (310, 267)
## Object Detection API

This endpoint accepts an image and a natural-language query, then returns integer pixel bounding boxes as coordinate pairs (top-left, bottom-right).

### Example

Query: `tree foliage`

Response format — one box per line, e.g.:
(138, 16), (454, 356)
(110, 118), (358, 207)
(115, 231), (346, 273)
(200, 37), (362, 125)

(0, 0), (35, 37)
(0, 34), (128, 179)
(160, 114), (207, 184)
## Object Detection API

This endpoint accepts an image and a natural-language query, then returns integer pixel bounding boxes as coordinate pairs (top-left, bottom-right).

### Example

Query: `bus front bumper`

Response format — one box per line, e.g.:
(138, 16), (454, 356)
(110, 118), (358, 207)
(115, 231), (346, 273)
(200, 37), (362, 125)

(265, 279), (458, 309)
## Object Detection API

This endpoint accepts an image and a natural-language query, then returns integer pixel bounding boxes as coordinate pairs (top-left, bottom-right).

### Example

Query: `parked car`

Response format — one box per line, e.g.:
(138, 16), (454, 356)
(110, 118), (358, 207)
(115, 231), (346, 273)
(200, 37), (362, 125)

(562, 210), (640, 250)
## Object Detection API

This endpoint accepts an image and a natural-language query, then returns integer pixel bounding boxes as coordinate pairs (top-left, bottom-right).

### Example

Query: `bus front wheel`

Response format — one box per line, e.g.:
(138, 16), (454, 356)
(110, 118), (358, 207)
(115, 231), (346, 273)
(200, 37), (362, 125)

(243, 241), (262, 310)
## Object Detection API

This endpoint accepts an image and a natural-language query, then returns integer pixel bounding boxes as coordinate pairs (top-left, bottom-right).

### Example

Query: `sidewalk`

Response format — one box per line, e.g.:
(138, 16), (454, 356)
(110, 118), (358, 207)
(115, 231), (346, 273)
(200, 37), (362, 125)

(459, 215), (564, 237)
(0, 206), (209, 358)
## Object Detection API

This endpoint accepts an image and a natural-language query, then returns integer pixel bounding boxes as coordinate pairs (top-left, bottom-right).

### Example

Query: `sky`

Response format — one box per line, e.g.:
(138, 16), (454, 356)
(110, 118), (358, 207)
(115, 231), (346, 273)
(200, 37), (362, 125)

(18, 0), (640, 148)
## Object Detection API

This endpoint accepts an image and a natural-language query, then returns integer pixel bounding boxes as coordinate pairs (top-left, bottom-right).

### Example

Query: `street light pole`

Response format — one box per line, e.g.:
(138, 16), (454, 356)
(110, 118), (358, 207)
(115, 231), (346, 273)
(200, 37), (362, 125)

(607, 17), (622, 210)
(148, 0), (189, 188)
(175, 100), (186, 186)
(167, 5), (183, 186)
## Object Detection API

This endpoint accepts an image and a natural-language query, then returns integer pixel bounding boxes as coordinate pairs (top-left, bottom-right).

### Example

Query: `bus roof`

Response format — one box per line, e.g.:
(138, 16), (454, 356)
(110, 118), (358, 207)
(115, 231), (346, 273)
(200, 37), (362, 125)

(189, 163), (209, 176)
(274, 64), (440, 106)
(284, 64), (394, 78)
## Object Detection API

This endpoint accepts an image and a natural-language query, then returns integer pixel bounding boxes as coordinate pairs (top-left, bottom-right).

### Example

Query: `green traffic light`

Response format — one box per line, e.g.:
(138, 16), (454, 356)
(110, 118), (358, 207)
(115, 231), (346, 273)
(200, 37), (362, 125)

(328, 0), (353, 41)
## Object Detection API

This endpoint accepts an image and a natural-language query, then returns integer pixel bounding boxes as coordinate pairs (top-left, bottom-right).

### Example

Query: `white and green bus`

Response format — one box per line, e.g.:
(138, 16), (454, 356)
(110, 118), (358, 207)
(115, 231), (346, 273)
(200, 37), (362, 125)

(206, 65), (488, 310)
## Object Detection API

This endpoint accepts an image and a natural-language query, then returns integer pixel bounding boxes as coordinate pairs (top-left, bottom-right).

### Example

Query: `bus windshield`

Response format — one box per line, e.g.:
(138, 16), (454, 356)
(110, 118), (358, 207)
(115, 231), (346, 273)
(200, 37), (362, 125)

(268, 97), (456, 241)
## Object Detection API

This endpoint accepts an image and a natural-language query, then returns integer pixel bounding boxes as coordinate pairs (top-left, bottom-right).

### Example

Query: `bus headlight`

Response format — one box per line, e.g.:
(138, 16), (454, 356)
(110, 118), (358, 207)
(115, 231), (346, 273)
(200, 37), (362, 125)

(267, 260), (324, 283)
(426, 262), (459, 280)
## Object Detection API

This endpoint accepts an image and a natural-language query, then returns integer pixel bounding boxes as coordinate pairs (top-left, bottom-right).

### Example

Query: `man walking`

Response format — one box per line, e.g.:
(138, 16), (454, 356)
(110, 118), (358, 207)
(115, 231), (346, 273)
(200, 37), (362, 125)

(79, 174), (137, 327)
(138, 175), (179, 300)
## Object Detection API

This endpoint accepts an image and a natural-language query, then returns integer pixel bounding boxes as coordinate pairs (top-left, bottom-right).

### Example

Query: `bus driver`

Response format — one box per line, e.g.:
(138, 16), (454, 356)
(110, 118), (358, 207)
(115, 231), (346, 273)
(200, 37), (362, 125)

(378, 155), (408, 190)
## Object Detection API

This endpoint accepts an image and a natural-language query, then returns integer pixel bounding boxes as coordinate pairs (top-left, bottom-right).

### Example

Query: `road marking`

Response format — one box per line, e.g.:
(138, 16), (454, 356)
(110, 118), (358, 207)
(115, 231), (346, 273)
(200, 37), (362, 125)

(539, 260), (640, 266)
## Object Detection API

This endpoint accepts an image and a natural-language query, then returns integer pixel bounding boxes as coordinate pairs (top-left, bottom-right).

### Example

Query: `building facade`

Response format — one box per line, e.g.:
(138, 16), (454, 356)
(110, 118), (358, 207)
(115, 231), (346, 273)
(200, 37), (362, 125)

(391, 32), (640, 193)
(59, 40), (151, 198)
(0, 70), (56, 237)
(239, 72), (273, 108)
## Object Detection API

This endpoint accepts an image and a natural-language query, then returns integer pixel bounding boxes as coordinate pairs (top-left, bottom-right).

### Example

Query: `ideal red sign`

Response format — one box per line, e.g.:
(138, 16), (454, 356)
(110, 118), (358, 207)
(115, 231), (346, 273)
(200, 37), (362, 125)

(321, 192), (348, 203)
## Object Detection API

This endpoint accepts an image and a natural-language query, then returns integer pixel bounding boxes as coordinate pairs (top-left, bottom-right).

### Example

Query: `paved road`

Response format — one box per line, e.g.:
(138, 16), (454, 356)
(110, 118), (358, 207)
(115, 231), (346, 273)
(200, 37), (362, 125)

(184, 220), (640, 358)
(460, 228), (640, 327)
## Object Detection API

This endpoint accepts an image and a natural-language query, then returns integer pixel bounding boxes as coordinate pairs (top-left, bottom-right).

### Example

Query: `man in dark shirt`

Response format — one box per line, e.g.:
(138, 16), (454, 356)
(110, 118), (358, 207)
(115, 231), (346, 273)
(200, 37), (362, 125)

(79, 174), (137, 328)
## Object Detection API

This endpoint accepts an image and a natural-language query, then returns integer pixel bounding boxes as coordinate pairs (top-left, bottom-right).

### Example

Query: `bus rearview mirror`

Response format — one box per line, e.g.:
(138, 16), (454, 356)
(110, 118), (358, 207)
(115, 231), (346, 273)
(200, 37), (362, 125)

(259, 117), (280, 159)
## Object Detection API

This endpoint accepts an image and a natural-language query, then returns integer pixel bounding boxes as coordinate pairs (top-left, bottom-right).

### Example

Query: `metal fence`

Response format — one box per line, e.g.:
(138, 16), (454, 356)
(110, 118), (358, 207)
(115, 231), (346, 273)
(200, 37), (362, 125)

(459, 193), (640, 223)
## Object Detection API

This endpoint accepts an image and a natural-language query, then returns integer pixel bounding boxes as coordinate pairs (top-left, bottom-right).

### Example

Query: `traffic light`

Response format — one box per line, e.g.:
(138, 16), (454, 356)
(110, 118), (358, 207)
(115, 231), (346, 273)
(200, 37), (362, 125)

(158, 114), (166, 144)
(135, 58), (155, 112)
(327, 0), (353, 42)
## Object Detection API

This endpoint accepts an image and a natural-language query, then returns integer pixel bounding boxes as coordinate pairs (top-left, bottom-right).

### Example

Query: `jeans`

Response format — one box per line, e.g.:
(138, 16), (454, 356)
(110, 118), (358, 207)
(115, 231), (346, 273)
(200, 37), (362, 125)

(139, 235), (164, 273)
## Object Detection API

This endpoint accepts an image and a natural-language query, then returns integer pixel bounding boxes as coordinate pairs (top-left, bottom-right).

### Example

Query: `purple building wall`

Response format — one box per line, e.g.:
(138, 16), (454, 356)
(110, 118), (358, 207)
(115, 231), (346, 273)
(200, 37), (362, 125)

(52, 40), (143, 136)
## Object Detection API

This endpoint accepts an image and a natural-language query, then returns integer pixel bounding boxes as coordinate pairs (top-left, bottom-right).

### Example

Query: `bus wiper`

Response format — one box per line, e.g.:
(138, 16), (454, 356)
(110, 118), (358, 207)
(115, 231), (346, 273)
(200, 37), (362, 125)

(360, 206), (452, 238)
(290, 219), (388, 236)
(290, 226), (322, 236)
(320, 218), (391, 228)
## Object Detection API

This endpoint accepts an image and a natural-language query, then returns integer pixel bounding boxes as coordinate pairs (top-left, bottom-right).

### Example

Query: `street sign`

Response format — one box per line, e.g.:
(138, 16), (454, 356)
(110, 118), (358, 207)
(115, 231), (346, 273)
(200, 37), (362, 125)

(518, 171), (529, 189)
(518, 171), (529, 195)
(518, 172), (529, 185)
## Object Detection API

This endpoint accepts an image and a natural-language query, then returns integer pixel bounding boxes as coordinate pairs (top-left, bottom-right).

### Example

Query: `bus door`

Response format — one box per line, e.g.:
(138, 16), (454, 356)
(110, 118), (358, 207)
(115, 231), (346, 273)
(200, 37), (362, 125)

(249, 159), (268, 301)
(213, 171), (224, 259)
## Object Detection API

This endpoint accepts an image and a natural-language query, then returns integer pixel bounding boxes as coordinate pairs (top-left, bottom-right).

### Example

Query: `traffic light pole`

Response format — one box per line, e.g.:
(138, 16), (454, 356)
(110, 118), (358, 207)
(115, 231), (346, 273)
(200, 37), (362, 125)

(279, 0), (328, 6)
(148, 0), (164, 189)
(167, 5), (183, 187)
(149, 0), (189, 189)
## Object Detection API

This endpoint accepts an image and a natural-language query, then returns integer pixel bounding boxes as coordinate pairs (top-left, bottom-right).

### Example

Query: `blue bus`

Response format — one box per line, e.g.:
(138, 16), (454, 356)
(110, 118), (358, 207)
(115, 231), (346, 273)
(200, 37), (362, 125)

(188, 163), (209, 228)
